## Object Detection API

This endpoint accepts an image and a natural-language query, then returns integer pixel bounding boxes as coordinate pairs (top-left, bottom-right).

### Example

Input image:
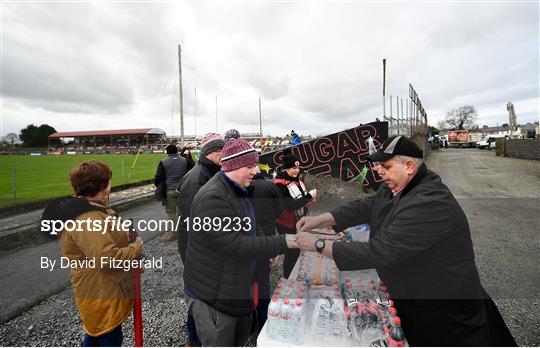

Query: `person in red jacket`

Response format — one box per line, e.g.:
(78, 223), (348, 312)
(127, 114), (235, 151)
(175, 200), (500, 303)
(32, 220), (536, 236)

(274, 148), (317, 278)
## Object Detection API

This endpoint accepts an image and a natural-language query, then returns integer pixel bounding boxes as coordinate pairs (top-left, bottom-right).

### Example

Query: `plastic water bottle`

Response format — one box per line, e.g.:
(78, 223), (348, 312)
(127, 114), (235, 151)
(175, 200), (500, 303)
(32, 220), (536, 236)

(267, 298), (281, 340)
(314, 298), (331, 338)
(291, 299), (305, 344)
(279, 299), (293, 342)
(330, 299), (347, 338)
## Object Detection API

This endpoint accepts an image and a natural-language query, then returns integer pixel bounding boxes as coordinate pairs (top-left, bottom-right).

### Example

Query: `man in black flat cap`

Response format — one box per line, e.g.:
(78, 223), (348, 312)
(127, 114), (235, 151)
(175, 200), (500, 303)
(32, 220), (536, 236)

(296, 135), (516, 346)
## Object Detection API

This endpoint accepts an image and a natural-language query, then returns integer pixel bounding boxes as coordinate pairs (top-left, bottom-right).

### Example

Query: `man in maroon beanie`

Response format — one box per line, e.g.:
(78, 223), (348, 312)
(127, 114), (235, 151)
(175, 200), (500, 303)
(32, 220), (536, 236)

(183, 129), (298, 347)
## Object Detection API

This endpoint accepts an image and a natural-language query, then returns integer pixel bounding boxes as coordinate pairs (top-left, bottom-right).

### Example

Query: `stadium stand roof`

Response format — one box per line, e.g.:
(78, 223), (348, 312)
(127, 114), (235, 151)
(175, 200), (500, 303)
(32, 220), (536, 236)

(48, 128), (165, 138)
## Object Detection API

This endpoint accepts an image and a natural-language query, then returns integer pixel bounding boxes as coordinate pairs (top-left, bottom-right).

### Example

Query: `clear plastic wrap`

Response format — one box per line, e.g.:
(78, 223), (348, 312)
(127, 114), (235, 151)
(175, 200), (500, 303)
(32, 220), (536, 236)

(297, 251), (339, 286)
(343, 280), (405, 347)
(343, 223), (371, 242)
(310, 294), (349, 345)
(266, 279), (308, 343)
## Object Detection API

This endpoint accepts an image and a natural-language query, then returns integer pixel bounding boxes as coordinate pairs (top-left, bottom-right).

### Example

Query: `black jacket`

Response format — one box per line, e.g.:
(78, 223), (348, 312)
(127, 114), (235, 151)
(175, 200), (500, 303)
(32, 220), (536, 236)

(248, 176), (285, 237)
(184, 172), (288, 317)
(154, 154), (190, 199)
(274, 171), (312, 234)
(330, 164), (516, 346)
(177, 155), (221, 263)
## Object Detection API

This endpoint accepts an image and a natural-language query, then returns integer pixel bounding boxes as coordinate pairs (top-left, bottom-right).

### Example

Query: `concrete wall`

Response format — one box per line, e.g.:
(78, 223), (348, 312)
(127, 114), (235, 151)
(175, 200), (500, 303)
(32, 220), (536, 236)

(410, 134), (430, 159)
(496, 139), (540, 160)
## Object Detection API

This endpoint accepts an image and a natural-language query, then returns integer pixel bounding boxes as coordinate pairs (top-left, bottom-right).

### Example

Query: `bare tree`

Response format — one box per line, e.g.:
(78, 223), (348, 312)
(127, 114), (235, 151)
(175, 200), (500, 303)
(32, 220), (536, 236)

(5, 133), (18, 145)
(439, 105), (478, 130)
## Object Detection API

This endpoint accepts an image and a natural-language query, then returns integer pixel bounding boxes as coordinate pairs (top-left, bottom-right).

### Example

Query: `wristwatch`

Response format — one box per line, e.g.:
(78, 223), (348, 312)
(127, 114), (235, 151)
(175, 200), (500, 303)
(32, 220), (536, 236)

(315, 239), (325, 253)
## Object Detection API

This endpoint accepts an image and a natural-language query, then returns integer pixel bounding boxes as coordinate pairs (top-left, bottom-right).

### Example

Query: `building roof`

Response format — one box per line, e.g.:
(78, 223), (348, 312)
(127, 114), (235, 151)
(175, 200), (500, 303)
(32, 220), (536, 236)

(48, 128), (165, 138)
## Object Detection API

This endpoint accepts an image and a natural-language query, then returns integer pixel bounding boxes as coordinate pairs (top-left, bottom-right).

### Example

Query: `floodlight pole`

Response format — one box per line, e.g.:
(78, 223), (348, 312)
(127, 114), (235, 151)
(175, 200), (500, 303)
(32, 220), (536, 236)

(178, 44), (185, 148)
(194, 87), (197, 140)
(259, 98), (263, 149)
(382, 58), (386, 119)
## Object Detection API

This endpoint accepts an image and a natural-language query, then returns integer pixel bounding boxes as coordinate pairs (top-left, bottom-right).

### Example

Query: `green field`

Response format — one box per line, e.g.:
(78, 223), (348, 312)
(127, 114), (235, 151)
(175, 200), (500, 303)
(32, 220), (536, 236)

(0, 154), (168, 207)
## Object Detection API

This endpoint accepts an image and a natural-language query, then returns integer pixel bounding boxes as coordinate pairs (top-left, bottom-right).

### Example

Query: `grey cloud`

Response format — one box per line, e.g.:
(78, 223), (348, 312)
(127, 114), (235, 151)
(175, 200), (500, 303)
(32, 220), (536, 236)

(2, 40), (134, 113)
(1, 2), (538, 136)
(1, 2), (180, 115)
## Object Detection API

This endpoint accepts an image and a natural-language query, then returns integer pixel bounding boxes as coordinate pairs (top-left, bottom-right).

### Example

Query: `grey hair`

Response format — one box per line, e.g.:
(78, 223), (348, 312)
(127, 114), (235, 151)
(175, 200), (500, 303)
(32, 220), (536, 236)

(394, 155), (423, 168)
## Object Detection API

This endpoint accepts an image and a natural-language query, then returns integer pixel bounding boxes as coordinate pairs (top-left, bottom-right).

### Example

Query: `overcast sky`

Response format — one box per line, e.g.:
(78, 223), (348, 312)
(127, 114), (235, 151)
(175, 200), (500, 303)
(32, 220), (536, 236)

(1, 1), (538, 138)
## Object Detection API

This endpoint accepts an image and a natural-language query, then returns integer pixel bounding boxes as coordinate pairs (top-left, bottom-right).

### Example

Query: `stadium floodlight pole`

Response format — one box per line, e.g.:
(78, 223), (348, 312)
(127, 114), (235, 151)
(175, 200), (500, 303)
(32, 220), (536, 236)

(259, 97), (263, 150)
(215, 96), (218, 132)
(194, 87), (197, 140)
(178, 44), (185, 148)
(382, 58), (386, 118)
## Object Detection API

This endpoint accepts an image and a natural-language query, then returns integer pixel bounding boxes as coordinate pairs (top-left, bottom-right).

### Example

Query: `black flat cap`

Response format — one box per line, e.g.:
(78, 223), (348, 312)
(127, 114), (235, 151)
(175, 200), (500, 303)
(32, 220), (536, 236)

(367, 135), (423, 162)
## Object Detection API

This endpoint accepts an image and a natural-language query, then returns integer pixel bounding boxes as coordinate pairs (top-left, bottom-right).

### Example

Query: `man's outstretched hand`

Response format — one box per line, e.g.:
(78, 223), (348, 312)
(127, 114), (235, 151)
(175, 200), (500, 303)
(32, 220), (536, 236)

(296, 212), (336, 232)
(296, 232), (317, 252)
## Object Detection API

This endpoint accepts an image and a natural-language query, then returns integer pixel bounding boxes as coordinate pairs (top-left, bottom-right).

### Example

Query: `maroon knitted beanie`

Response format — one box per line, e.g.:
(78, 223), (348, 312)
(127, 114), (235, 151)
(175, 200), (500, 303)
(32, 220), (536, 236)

(221, 129), (259, 172)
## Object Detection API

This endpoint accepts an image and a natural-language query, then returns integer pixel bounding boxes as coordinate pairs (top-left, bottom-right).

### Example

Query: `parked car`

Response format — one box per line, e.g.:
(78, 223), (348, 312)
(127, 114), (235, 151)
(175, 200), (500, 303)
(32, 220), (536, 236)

(477, 134), (507, 149)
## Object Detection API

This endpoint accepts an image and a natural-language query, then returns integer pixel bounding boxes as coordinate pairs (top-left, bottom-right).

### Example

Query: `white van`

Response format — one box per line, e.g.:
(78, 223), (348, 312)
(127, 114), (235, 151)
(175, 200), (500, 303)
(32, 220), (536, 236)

(476, 134), (507, 149)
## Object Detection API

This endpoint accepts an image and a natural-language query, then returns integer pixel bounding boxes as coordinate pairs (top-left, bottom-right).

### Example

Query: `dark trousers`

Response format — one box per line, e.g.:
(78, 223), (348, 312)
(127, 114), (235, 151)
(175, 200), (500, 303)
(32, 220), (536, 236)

(186, 308), (200, 344)
(82, 325), (123, 347)
(277, 226), (300, 279)
(189, 298), (251, 347)
(394, 297), (516, 347)
(253, 260), (271, 326)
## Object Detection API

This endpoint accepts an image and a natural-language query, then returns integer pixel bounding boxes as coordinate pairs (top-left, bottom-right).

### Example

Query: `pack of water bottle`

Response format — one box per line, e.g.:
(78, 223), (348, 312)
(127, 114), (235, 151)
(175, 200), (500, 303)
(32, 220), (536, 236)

(342, 278), (405, 347)
(309, 287), (349, 345)
(297, 251), (339, 286)
(304, 284), (340, 325)
(267, 278), (308, 344)
(272, 278), (308, 300)
(343, 223), (371, 242)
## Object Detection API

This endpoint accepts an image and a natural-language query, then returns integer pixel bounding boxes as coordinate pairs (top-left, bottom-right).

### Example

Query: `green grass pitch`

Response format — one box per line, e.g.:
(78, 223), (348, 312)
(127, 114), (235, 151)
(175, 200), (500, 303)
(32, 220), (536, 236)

(0, 153), (167, 207)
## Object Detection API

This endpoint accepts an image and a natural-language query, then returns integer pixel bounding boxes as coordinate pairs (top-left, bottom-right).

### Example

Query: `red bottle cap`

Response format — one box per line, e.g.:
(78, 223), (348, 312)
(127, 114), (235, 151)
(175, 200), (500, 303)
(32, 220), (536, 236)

(393, 316), (401, 326)
(389, 300), (394, 307)
(283, 299), (290, 305)
(272, 298), (279, 302)
(296, 299), (303, 306)
(389, 307), (397, 316)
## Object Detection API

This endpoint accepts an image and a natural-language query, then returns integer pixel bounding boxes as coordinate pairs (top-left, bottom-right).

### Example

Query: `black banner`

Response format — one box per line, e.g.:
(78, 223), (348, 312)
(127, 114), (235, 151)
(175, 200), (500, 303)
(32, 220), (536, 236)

(259, 121), (388, 189)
